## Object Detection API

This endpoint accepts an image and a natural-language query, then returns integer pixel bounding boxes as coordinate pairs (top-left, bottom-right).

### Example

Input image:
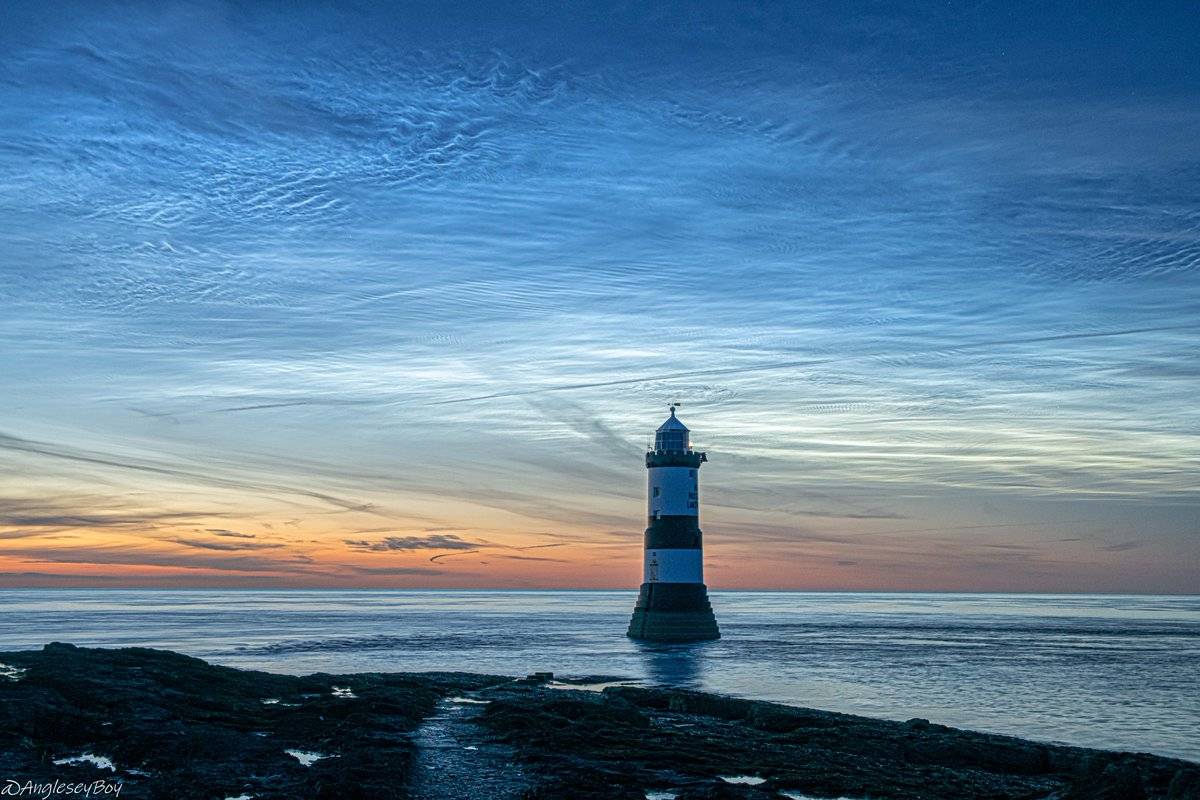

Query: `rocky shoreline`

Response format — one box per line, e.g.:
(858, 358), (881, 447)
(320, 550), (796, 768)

(1, 644), (1196, 799)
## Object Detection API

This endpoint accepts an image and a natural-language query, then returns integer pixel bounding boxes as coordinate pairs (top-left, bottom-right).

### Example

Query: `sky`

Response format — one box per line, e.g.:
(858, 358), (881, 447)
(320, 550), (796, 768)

(1, 1), (1198, 592)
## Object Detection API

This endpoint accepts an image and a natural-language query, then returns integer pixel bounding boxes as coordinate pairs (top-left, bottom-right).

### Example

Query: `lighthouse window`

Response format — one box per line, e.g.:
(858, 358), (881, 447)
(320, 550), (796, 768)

(652, 487), (660, 497)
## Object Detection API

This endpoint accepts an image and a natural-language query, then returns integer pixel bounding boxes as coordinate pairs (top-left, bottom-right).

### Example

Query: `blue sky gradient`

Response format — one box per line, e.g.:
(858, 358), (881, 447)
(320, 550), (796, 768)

(1, 1), (1198, 590)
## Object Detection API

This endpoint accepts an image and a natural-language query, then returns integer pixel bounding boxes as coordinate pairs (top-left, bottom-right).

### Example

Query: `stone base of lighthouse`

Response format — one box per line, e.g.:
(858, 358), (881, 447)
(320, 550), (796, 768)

(627, 582), (720, 641)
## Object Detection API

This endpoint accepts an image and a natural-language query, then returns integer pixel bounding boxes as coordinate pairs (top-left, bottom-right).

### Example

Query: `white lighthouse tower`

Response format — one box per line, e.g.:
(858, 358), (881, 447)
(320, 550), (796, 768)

(627, 405), (720, 641)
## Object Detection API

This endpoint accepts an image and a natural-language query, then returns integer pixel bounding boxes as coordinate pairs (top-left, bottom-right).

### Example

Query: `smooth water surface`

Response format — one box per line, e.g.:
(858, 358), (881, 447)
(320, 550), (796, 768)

(1, 590), (1196, 761)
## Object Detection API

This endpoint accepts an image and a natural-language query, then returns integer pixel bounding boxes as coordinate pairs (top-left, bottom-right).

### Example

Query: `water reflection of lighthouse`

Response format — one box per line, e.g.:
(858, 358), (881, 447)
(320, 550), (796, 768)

(627, 406), (720, 641)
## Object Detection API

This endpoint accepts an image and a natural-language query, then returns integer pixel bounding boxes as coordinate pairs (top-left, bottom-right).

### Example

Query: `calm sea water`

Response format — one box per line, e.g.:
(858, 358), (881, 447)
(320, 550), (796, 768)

(1, 590), (1196, 762)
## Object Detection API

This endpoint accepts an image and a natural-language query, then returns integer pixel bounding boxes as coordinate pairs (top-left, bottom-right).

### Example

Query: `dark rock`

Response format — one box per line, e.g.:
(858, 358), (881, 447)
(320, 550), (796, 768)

(0, 644), (498, 799)
(1065, 759), (1148, 800)
(1168, 769), (1200, 800)
(484, 682), (1195, 800)
(519, 780), (644, 799)
(2, 645), (1194, 800)
(676, 782), (775, 799)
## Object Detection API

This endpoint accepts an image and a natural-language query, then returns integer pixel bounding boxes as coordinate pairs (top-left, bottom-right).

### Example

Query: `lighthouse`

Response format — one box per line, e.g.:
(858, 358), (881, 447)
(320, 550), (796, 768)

(627, 406), (720, 641)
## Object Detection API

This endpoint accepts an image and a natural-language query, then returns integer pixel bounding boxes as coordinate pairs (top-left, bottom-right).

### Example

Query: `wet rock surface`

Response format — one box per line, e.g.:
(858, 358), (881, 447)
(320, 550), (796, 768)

(1, 645), (1196, 800)
(478, 684), (1200, 800)
(0, 643), (497, 799)
(409, 694), (528, 800)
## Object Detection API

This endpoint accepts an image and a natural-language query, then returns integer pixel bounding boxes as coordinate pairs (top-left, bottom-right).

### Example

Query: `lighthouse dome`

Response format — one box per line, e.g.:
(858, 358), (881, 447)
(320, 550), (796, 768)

(654, 407), (690, 451)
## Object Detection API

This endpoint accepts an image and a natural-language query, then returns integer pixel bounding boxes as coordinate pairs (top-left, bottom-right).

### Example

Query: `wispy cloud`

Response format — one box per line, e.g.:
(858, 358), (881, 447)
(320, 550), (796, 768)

(429, 551), (481, 563)
(434, 325), (1200, 406)
(170, 537), (284, 552)
(0, 530), (68, 540)
(0, 497), (214, 529)
(1102, 540), (1146, 553)
(498, 554), (568, 563)
(4, 545), (320, 575)
(344, 534), (481, 552)
(0, 432), (376, 514)
(207, 529), (256, 539)
(346, 566), (446, 576)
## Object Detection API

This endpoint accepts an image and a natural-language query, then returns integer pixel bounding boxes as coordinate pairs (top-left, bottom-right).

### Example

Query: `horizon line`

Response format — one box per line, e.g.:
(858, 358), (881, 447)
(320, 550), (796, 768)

(1, 585), (1196, 597)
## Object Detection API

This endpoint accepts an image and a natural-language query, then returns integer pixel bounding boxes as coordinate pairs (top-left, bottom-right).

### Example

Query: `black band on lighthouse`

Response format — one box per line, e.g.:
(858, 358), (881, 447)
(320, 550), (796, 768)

(645, 516), (703, 549)
(632, 582), (712, 611)
(646, 451), (706, 468)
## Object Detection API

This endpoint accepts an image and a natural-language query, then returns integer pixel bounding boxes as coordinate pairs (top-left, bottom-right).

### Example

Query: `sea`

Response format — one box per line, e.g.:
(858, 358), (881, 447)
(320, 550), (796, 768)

(1, 590), (1196, 762)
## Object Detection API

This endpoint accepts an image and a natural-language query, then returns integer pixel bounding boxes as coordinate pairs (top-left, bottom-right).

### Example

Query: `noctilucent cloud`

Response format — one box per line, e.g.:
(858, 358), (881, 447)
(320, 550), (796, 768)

(1, 1), (1197, 591)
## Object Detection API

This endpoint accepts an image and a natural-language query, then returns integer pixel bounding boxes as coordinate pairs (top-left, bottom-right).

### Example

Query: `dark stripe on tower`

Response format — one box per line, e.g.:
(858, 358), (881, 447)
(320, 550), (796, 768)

(628, 582), (720, 641)
(645, 516), (702, 549)
(631, 582), (712, 611)
(646, 451), (706, 468)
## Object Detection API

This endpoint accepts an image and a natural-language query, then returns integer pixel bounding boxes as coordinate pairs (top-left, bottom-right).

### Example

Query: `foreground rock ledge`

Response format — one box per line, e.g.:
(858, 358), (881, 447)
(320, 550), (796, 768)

(0, 644), (1195, 800)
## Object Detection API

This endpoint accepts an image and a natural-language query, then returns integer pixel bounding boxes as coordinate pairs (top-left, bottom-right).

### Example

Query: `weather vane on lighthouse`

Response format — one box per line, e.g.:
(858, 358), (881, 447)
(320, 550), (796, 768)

(627, 405), (720, 641)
